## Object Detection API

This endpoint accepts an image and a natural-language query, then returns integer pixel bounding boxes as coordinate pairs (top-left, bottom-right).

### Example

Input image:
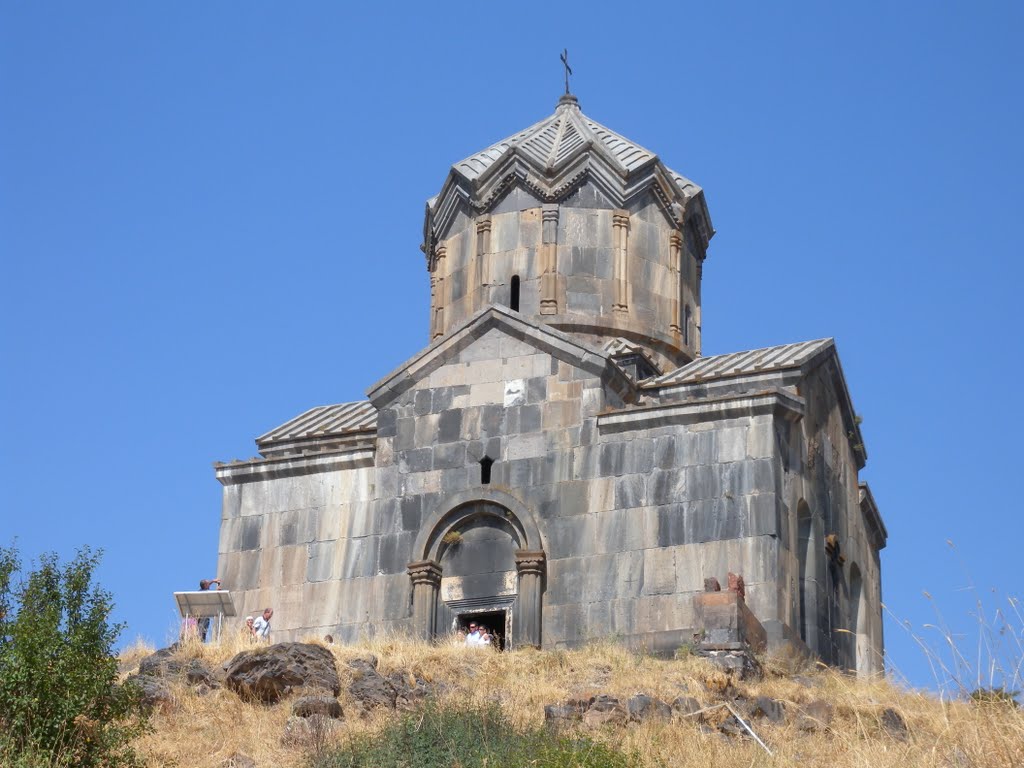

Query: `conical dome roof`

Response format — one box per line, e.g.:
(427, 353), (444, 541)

(425, 95), (711, 247)
(451, 94), (700, 198)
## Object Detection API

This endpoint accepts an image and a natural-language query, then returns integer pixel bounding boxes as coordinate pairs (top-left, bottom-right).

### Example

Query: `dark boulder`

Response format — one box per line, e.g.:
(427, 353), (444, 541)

(797, 700), (834, 731)
(225, 642), (340, 703)
(347, 656), (397, 709)
(671, 695), (703, 719)
(583, 695), (626, 727)
(626, 694), (672, 722)
(125, 673), (173, 710)
(138, 647), (215, 687)
(748, 696), (786, 724)
(544, 704), (582, 724)
(880, 707), (909, 740)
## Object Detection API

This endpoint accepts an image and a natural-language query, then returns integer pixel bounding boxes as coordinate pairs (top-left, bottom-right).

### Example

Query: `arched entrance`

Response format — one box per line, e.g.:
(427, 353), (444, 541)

(407, 490), (545, 649)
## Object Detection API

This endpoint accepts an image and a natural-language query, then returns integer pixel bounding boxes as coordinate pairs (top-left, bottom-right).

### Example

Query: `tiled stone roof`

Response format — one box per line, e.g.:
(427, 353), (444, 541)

(256, 401), (376, 455)
(644, 338), (834, 388)
(449, 95), (698, 198)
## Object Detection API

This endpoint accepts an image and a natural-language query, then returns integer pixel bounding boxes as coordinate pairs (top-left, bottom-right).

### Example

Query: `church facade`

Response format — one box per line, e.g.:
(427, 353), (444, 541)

(214, 94), (886, 673)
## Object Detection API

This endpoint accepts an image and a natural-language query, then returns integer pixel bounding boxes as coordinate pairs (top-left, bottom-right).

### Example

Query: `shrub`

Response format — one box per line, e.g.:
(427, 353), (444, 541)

(310, 701), (635, 768)
(0, 544), (145, 767)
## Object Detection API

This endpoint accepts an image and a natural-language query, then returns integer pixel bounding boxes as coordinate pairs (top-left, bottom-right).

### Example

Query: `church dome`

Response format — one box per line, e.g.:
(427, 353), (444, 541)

(422, 95), (714, 372)
(425, 95), (711, 240)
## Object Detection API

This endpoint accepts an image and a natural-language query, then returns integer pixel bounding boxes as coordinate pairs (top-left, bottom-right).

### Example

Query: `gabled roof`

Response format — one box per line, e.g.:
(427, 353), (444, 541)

(366, 304), (635, 409)
(256, 401), (376, 457)
(645, 337), (868, 469)
(644, 338), (834, 387)
(425, 95), (713, 249)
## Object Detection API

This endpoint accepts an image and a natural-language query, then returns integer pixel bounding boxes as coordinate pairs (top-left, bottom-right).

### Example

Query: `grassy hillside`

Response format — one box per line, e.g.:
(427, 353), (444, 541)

(121, 635), (1023, 768)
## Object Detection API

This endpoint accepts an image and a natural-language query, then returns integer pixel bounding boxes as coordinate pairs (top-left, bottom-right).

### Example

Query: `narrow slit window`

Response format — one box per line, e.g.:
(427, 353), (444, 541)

(510, 275), (520, 311)
(479, 456), (494, 485)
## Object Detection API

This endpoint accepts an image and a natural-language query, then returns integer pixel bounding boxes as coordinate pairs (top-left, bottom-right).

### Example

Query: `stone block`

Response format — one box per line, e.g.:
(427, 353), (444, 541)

(547, 513), (597, 556)
(614, 474), (646, 509)
(526, 376), (547, 403)
(377, 531), (414, 574)
(399, 496), (422, 531)
(692, 591), (767, 653)
(399, 448), (432, 474)
(722, 459), (776, 497)
(542, 400), (577, 430)
(280, 545), (308, 586)
(437, 409), (462, 443)
(653, 435), (676, 469)
(599, 442), (627, 477)
(240, 517), (263, 551)
(679, 430), (716, 466)
(716, 427), (748, 463)
(684, 465), (722, 500)
(507, 433), (546, 461)
(433, 443), (466, 470)
(656, 504), (687, 548)
(307, 540), (341, 583)
(413, 414), (439, 445)
(746, 421), (775, 459)
(594, 507), (648, 553)
(641, 547), (676, 596)
(414, 389), (432, 417)
(544, 557), (585, 606)
(625, 439), (656, 474)
(470, 381), (504, 406)
(649, 468), (686, 504)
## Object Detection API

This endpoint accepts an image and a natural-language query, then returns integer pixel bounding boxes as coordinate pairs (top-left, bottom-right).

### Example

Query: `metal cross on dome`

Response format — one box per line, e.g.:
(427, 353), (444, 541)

(560, 49), (573, 95)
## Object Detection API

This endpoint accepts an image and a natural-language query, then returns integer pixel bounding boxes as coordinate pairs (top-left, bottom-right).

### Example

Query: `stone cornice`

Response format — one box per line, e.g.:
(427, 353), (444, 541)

(597, 389), (805, 434)
(213, 447), (374, 486)
(425, 155), (711, 249)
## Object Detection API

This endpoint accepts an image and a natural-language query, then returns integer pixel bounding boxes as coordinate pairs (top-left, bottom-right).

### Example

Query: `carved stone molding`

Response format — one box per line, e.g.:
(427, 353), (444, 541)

(514, 549), (546, 576)
(407, 560), (442, 586)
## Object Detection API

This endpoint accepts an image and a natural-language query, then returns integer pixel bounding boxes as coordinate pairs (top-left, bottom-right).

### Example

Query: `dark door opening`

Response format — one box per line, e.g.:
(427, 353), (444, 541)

(458, 609), (508, 650)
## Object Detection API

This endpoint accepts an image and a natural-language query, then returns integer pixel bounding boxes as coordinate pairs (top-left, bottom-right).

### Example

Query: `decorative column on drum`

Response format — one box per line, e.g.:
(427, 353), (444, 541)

(540, 204), (559, 314)
(612, 210), (630, 315)
(669, 229), (682, 338)
(407, 560), (442, 641)
(514, 550), (546, 648)
(431, 244), (447, 340)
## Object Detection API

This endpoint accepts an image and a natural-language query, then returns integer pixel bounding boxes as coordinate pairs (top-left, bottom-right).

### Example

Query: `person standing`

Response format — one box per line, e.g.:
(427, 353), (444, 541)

(252, 607), (273, 642)
(197, 578), (221, 642)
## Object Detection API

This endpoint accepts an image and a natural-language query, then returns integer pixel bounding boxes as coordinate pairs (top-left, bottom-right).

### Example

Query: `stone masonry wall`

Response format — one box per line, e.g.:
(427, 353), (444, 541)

(431, 185), (700, 370)
(785, 360), (883, 673)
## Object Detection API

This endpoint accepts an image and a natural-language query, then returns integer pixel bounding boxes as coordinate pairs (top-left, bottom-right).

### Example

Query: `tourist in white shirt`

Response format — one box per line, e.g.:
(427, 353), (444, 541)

(252, 607), (273, 642)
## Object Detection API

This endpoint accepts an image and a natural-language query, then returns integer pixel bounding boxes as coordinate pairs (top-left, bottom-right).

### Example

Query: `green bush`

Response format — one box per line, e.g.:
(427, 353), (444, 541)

(0, 544), (145, 767)
(311, 701), (635, 768)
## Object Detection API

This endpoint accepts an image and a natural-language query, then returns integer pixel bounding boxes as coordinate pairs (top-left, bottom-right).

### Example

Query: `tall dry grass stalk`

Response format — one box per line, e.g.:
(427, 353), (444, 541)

(886, 541), (1023, 704)
(125, 631), (1024, 768)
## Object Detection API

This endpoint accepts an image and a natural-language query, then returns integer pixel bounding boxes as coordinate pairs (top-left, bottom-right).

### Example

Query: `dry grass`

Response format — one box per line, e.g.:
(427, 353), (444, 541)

(124, 634), (1024, 768)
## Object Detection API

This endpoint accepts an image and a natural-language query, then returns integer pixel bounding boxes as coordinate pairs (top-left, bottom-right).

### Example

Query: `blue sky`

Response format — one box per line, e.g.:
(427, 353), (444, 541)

(2, 3), (1021, 692)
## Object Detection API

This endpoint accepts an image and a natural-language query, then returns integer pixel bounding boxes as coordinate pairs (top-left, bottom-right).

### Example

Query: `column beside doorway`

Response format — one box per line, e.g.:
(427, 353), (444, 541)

(514, 549), (545, 648)
(407, 560), (442, 640)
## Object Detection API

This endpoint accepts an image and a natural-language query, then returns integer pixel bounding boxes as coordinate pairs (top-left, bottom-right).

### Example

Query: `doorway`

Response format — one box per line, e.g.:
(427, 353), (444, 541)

(458, 609), (508, 650)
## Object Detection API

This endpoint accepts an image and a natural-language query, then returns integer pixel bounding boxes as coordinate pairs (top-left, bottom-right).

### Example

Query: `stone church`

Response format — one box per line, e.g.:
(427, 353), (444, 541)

(214, 92), (886, 673)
